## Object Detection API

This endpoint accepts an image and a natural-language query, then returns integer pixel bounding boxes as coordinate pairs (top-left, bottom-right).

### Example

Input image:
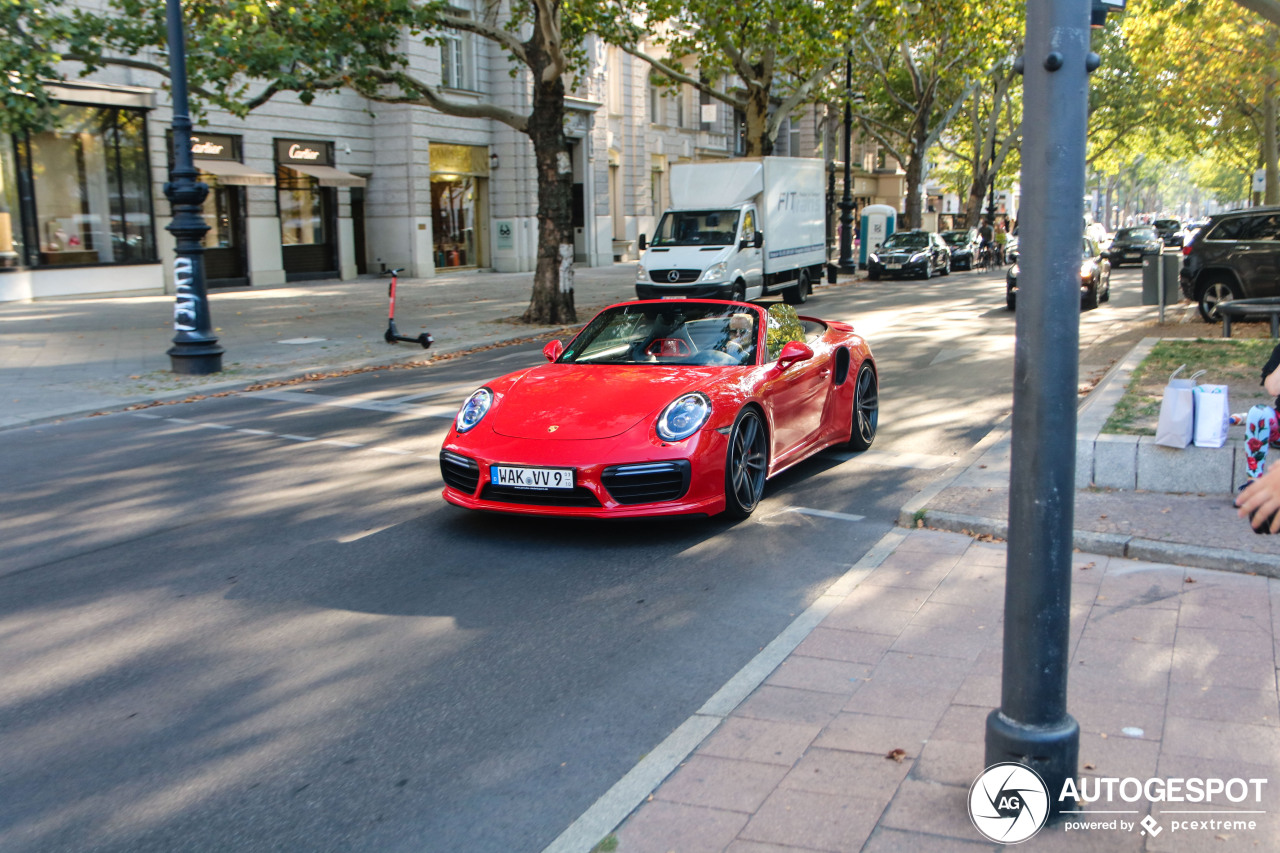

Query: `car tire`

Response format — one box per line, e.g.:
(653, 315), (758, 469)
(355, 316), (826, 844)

(940, 258), (950, 276)
(732, 279), (747, 302)
(1197, 277), (1239, 322)
(844, 363), (878, 452)
(922, 261), (932, 281)
(784, 269), (811, 305)
(1100, 275), (1111, 302)
(723, 408), (768, 519)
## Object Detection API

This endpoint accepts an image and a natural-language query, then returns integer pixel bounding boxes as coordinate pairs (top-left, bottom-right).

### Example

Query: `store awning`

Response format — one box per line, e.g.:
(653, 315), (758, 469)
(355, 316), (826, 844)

(193, 159), (277, 187)
(284, 164), (368, 188)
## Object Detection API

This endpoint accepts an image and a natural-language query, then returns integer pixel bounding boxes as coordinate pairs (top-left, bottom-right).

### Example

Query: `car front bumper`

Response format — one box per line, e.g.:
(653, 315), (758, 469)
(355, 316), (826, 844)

(439, 429), (730, 518)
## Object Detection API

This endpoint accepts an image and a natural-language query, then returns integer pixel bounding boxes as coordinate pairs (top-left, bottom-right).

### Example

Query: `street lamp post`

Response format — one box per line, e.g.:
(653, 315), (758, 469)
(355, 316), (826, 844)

(837, 52), (857, 274)
(984, 0), (1097, 815)
(164, 0), (223, 375)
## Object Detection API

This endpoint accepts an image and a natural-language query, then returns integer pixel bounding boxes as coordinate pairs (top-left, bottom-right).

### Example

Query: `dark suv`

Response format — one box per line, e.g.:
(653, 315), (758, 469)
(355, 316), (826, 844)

(1179, 206), (1280, 321)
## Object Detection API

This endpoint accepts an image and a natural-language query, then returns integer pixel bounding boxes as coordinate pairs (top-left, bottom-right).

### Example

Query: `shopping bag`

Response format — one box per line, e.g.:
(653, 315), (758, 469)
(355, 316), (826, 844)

(1192, 384), (1230, 448)
(1154, 365), (1204, 449)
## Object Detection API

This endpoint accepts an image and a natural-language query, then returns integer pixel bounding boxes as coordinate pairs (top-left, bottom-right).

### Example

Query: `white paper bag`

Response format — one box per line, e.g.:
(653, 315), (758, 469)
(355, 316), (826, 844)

(1192, 384), (1230, 448)
(1154, 366), (1205, 449)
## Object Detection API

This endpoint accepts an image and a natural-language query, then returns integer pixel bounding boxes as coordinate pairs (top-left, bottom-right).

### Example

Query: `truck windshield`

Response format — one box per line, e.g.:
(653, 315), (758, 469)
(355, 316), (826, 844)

(651, 210), (740, 247)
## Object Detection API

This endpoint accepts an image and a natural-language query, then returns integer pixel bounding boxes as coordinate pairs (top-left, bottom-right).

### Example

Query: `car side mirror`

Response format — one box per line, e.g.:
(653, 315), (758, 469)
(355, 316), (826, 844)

(774, 341), (813, 370)
(638, 234), (647, 251)
(753, 232), (764, 249)
(543, 340), (564, 362)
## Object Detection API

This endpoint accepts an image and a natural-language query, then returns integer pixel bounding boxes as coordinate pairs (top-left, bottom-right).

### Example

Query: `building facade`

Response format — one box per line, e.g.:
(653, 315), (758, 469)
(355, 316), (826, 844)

(0, 7), (906, 303)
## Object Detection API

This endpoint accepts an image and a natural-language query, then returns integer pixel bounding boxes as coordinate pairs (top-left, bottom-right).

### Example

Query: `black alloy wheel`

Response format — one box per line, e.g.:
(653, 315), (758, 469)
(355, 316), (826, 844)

(845, 363), (879, 451)
(1197, 278), (1238, 322)
(723, 408), (768, 518)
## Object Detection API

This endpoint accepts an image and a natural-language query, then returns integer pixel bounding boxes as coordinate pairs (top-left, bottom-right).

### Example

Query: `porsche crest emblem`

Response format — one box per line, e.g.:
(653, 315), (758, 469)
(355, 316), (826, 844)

(547, 425), (559, 433)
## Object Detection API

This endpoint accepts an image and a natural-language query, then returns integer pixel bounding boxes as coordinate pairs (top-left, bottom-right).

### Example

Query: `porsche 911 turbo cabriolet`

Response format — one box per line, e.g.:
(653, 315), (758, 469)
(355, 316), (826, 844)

(439, 299), (878, 519)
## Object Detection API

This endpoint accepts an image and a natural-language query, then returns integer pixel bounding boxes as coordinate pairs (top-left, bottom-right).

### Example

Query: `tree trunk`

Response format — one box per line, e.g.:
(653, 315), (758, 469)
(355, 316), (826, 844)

(521, 48), (576, 325)
(902, 143), (927, 230)
(964, 166), (991, 228)
(744, 84), (773, 156)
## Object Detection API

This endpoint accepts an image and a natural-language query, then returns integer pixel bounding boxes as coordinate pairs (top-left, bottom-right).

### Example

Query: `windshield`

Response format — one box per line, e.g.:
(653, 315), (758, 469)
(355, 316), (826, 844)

(881, 232), (928, 249)
(941, 231), (970, 246)
(559, 302), (761, 366)
(1117, 227), (1158, 240)
(651, 210), (741, 247)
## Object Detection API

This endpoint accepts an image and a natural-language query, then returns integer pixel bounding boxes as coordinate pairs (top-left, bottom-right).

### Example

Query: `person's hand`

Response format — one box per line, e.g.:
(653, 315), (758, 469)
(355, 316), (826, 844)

(1236, 467), (1280, 533)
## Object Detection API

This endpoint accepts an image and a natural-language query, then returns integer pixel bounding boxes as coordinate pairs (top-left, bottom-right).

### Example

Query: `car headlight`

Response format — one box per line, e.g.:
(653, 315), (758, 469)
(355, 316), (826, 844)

(911, 252), (928, 263)
(1080, 262), (1093, 279)
(636, 264), (647, 283)
(656, 392), (711, 441)
(700, 262), (728, 283)
(456, 388), (493, 433)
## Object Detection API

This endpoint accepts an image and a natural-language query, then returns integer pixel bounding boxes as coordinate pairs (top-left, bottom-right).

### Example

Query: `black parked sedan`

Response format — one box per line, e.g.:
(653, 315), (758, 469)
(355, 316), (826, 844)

(1107, 226), (1163, 267)
(867, 230), (952, 280)
(1006, 237), (1111, 311)
(941, 229), (980, 270)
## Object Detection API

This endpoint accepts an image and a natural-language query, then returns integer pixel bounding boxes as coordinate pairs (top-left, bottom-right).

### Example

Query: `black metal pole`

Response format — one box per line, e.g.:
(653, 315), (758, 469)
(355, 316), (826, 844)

(837, 53), (856, 273)
(164, 0), (223, 374)
(984, 0), (1088, 815)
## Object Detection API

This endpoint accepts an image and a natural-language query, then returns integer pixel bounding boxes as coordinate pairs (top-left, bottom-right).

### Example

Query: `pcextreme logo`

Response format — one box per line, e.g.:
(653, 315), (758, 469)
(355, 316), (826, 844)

(968, 763), (1050, 844)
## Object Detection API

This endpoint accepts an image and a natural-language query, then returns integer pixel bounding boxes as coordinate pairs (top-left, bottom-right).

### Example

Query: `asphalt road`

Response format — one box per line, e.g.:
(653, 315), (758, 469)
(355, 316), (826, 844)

(0, 263), (1150, 852)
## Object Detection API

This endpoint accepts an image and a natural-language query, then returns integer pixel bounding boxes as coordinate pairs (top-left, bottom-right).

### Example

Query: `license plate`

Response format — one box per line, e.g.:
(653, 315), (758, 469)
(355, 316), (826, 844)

(1125, 252), (1139, 258)
(886, 263), (902, 270)
(491, 465), (574, 489)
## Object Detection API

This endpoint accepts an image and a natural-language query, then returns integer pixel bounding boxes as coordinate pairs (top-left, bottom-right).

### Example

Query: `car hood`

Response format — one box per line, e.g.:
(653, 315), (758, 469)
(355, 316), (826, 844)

(488, 364), (726, 440)
(641, 246), (733, 273)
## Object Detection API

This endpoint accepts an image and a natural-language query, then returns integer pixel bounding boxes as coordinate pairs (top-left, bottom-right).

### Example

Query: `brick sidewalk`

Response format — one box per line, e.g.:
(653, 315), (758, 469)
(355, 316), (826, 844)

(606, 529), (1280, 853)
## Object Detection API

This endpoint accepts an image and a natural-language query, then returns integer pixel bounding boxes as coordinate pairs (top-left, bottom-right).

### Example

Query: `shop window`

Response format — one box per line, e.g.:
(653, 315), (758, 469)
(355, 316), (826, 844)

(429, 143), (489, 269)
(22, 104), (156, 267)
(0, 140), (22, 269)
(277, 167), (327, 246)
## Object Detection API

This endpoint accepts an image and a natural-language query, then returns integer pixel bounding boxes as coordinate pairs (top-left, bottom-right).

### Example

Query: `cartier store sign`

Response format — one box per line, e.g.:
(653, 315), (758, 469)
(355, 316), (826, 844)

(275, 139), (334, 167)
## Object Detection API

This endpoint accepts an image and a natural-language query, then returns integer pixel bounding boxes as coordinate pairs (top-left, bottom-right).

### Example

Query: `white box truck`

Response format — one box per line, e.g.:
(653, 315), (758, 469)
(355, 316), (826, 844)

(635, 157), (827, 303)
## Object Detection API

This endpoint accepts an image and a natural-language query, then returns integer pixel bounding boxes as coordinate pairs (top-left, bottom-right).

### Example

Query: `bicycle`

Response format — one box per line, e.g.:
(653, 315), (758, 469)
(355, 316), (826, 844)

(976, 242), (995, 272)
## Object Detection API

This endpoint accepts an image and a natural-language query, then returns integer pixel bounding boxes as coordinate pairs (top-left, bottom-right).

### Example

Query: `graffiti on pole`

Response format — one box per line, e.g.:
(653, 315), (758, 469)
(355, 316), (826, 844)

(173, 256), (197, 331)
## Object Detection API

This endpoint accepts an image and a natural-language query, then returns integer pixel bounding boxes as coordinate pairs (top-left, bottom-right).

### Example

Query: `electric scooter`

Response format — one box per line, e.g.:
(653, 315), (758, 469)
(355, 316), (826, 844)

(383, 268), (433, 349)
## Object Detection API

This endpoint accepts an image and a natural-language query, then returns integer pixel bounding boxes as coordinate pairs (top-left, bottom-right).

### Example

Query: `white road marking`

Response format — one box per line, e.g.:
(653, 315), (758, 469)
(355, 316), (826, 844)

(252, 388), (458, 418)
(130, 413), (164, 419)
(843, 449), (956, 470)
(278, 434), (316, 442)
(781, 506), (866, 523)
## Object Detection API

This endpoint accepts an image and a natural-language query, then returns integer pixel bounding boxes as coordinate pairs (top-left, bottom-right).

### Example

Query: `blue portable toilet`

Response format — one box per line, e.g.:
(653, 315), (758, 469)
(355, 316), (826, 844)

(859, 204), (896, 269)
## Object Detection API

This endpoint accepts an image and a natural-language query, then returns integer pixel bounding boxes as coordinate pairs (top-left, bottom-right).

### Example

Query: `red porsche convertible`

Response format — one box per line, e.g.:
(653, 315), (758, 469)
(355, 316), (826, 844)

(439, 299), (877, 519)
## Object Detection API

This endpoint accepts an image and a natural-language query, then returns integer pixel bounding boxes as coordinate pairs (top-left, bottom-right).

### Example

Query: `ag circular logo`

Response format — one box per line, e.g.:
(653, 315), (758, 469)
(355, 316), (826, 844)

(968, 762), (1050, 844)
